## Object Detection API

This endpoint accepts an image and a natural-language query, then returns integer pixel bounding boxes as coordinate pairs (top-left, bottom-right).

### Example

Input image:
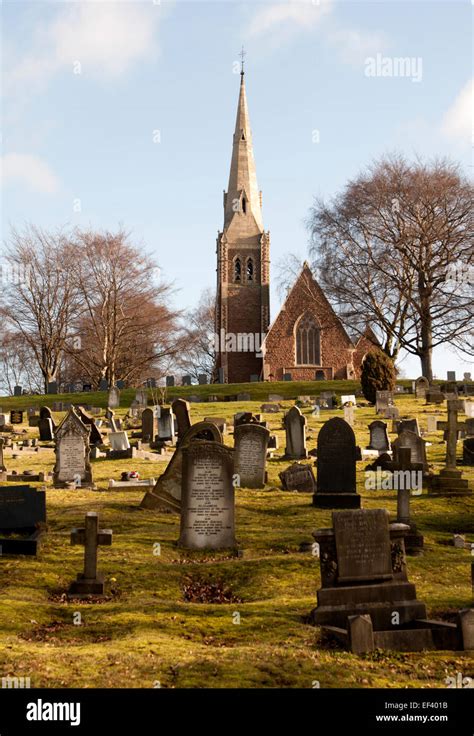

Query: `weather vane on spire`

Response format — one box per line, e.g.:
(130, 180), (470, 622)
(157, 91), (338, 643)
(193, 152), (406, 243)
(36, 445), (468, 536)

(239, 45), (246, 76)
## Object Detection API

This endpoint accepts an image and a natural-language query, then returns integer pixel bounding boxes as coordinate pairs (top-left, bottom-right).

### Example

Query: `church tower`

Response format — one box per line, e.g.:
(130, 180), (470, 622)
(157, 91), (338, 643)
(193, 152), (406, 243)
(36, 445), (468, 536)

(215, 66), (270, 383)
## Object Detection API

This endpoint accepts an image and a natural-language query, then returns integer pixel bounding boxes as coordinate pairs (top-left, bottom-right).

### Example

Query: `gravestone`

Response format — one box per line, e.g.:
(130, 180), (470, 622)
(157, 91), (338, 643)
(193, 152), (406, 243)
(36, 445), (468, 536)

(108, 386), (120, 409)
(465, 402), (474, 419)
(341, 394), (356, 406)
(99, 378), (109, 391)
(343, 405), (355, 427)
(414, 376), (429, 399)
(392, 447), (424, 554)
(429, 399), (472, 495)
(233, 424), (269, 488)
(0, 439), (7, 480)
(237, 393), (251, 401)
(375, 391), (394, 414)
(447, 371), (456, 382)
(367, 420), (391, 452)
(313, 417), (360, 508)
(116, 380), (125, 390)
(309, 510), (460, 651)
(250, 374), (260, 382)
(458, 609), (474, 651)
(10, 410), (23, 425)
(0, 485), (46, 555)
(284, 406), (307, 459)
(203, 417), (227, 435)
(166, 375), (175, 387)
(463, 438), (474, 465)
(283, 373), (292, 381)
(397, 418), (420, 437)
(47, 381), (58, 394)
(383, 406), (400, 420)
(426, 386), (444, 404)
(141, 407), (159, 442)
(38, 417), (54, 442)
(179, 441), (235, 550)
(182, 375), (192, 386)
(198, 374), (208, 385)
(279, 462), (316, 492)
(392, 431), (428, 473)
(53, 407), (94, 488)
(13, 385), (22, 397)
(69, 512), (112, 596)
(426, 415), (440, 433)
(39, 407), (56, 432)
(135, 389), (148, 408)
(140, 421), (223, 511)
(158, 406), (175, 442)
(260, 403), (280, 413)
(172, 399), (191, 443)
(109, 431), (130, 452)
(75, 406), (102, 445)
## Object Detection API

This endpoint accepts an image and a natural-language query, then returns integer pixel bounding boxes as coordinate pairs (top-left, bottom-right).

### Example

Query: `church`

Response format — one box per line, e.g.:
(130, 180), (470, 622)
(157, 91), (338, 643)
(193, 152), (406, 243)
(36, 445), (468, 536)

(215, 67), (375, 384)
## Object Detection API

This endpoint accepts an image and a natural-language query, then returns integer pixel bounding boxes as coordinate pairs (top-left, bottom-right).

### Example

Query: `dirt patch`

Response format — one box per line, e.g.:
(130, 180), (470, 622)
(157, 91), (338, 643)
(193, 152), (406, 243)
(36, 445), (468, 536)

(182, 576), (242, 604)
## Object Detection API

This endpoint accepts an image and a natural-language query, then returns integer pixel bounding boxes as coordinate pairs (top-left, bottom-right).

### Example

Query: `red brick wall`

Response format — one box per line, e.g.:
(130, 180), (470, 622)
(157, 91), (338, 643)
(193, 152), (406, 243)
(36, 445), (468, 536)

(263, 265), (356, 381)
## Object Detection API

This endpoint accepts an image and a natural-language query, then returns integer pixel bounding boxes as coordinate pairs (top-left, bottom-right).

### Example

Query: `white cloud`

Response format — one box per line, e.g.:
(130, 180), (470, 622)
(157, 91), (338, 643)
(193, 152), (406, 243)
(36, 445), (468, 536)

(327, 27), (389, 66)
(1, 153), (60, 194)
(441, 79), (473, 142)
(5, 1), (162, 92)
(247, 0), (333, 41)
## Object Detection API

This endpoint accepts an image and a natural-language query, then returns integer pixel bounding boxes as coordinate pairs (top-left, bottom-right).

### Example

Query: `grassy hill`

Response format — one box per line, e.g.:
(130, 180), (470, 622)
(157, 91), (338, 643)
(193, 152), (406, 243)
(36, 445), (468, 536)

(0, 388), (473, 688)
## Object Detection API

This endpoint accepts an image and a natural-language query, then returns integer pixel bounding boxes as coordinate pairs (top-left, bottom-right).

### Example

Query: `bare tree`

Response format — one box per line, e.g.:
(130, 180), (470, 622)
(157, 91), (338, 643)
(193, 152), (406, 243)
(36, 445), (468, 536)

(68, 228), (183, 387)
(176, 288), (217, 383)
(308, 155), (474, 379)
(1, 225), (80, 392)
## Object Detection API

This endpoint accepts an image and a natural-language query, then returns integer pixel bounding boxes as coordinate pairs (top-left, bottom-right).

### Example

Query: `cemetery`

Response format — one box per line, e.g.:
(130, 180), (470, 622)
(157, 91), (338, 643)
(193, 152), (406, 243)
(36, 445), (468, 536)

(0, 379), (473, 687)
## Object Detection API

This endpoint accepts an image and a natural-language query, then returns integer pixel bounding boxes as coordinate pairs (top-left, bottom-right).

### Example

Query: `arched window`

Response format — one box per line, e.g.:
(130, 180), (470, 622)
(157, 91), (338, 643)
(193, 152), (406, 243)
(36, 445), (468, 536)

(246, 257), (254, 282)
(234, 257), (242, 282)
(242, 197), (246, 214)
(296, 313), (321, 365)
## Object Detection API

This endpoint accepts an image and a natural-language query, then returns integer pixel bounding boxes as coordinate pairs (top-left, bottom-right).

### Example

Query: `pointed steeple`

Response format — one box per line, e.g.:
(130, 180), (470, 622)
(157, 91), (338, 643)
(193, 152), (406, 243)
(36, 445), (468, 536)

(224, 71), (263, 231)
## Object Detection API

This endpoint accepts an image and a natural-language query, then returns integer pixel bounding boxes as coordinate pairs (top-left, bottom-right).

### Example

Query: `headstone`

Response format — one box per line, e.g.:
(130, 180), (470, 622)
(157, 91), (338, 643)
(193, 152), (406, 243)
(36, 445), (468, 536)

(116, 380), (125, 390)
(179, 441), (235, 550)
(140, 421), (223, 512)
(348, 615), (375, 655)
(158, 406), (175, 441)
(343, 405), (355, 427)
(430, 400), (472, 495)
(458, 609), (474, 651)
(414, 377), (429, 399)
(397, 418), (420, 437)
(341, 394), (356, 406)
(447, 371), (456, 382)
(233, 424), (270, 488)
(279, 462), (316, 493)
(69, 512), (112, 596)
(0, 439), (6, 479)
(198, 374), (208, 385)
(426, 415), (439, 433)
(75, 406), (102, 445)
(284, 406), (307, 459)
(141, 407), (159, 442)
(453, 534), (466, 549)
(392, 431), (428, 473)
(319, 391), (335, 409)
(53, 407), (94, 488)
(166, 375), (175, 387)
(47, 381), (58, 394)
(135, 389), (148, 408)
(13, 385), (22, 397)
(283, 373), (292, 381)
(99, 378), (109, 391)
(203, 417), (227, 435)
(109, 432), (130, 452)
(464, 373), (472, 382)
(10, 410), (24, 425)
(367, 420), (391, 452)
(0, 484), (46, 555)
(38, 417), (54, 442)
(250, 374), (260, 382)
(182, 375), (192, 386)
(463, 438), (474, 465)
(261, 403), (280, 413)
(108, 386), (120, 409)
(171, 399), (191, 442)
(426, 387), (444, 405)
(383, 406), (400, 420)
(465, 402), (474, 418)
(313, 417), (360, 508)
(375, 390), (394, 414)
(237, 393), (251, 401)
(315, 370), (325, 380)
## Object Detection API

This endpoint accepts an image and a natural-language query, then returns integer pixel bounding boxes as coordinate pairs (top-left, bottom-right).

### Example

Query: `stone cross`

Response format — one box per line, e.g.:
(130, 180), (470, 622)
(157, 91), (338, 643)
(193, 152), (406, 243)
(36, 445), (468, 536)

(437, 399), (469, 470)
(70, 512), (112, 583)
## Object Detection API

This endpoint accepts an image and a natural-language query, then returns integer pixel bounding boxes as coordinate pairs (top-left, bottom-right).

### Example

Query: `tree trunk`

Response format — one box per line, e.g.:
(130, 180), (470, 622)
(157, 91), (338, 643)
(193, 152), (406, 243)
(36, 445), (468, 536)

(419, 275), (433, 382)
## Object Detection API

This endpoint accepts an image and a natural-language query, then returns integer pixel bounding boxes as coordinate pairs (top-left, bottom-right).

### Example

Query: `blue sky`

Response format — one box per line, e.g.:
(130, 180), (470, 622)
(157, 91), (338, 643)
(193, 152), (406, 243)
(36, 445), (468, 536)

(1, 0), (472, 378)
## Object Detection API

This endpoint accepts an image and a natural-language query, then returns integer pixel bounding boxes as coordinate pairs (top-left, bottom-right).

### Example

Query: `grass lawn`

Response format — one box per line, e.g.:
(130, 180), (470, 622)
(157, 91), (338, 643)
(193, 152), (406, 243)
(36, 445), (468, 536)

(0, 387), (473, 688)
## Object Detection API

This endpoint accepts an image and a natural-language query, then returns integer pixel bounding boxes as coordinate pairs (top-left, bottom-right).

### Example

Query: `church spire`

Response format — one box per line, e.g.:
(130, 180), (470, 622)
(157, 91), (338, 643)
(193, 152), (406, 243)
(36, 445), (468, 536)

(224, 65), (263, 231)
